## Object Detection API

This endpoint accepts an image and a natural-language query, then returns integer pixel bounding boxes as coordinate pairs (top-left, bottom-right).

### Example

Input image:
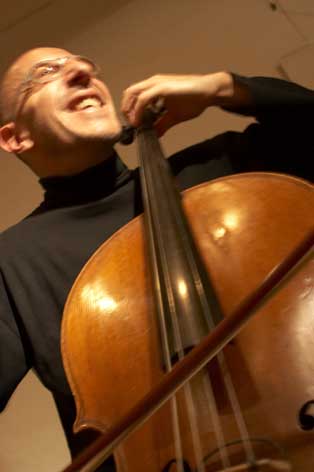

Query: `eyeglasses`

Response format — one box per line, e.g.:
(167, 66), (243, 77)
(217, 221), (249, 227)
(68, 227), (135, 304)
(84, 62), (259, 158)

(12, 55), (100, 122)
(19, 55), (100, 93)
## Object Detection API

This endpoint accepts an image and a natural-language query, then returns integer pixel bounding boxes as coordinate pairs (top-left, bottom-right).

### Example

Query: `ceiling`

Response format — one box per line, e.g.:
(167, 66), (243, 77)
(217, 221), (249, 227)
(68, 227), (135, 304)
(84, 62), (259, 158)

(1, 0), (314, 34)
(280, 0), (314, 12)
(0, 1), (54, 32)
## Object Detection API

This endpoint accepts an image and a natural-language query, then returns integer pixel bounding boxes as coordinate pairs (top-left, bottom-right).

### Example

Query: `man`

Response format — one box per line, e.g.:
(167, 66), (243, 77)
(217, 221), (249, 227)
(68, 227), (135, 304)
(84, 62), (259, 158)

(0, 47), (313, 471)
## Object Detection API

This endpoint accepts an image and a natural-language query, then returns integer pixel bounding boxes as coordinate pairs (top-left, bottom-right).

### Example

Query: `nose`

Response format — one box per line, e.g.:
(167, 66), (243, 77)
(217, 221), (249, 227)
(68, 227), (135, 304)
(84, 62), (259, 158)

(63, 59), (93, 87)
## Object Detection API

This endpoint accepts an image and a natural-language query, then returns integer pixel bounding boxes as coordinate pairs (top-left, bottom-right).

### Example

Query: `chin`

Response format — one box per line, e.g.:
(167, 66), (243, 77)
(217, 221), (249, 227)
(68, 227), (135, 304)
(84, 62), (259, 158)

(70, 123), (122, 145)
(57, 111), (122, 145)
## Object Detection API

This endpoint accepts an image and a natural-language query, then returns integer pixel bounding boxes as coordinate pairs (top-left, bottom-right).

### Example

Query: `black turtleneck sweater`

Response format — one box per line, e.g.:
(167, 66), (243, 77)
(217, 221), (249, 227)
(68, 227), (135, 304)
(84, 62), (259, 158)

(0, 75), (313, 469)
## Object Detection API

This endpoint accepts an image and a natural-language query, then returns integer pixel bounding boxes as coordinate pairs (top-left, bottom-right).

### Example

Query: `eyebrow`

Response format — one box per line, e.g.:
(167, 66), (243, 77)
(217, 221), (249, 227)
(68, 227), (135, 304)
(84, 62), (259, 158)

(29, 58), (61, 69)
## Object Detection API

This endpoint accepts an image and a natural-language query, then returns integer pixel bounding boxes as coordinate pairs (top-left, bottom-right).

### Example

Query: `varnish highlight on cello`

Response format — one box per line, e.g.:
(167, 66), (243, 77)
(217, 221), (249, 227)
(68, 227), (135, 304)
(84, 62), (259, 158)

(61, 117), (314, 472)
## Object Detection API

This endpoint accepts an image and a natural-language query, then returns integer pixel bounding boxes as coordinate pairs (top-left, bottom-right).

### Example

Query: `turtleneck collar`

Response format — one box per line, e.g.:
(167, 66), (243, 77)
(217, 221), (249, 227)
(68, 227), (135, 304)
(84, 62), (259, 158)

(38, 152), (132, 210)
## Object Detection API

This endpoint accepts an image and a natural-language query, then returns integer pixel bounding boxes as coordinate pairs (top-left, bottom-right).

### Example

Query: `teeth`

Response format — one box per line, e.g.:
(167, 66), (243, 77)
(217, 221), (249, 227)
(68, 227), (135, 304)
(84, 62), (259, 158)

(75, 97), (102, 110)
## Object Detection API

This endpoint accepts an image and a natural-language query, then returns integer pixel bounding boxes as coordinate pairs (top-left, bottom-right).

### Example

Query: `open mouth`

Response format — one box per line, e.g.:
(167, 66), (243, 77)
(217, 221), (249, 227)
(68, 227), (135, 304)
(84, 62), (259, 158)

(69, 95), (104, 112)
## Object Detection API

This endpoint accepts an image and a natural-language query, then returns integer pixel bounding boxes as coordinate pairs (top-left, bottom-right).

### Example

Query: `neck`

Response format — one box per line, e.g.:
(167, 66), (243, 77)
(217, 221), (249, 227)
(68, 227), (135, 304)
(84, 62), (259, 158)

(38, 152), (131, 211)
(23, 141), (116, 177)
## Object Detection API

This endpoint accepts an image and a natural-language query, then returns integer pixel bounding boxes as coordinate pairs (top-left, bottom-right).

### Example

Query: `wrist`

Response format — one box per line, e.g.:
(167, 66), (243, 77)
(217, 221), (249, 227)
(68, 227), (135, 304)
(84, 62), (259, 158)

(203, 72), (233, 107)
(207, 71), (252, 109)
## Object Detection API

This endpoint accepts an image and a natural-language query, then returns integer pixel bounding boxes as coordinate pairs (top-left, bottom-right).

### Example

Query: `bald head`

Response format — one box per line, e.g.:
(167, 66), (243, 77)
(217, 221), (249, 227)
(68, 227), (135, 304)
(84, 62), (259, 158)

(0, 46), (121, 176)
(0, 47), (70, 125)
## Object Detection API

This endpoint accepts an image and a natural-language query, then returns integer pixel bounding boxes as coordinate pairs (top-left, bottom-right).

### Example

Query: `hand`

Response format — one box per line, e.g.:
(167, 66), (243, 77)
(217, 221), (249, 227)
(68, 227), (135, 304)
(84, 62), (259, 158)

(121, 72), (233, 136)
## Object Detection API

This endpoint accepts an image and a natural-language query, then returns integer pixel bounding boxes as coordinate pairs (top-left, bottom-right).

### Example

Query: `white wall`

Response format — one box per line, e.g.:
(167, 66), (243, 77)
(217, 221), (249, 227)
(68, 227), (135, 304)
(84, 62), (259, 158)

(0, 0), (312, 470)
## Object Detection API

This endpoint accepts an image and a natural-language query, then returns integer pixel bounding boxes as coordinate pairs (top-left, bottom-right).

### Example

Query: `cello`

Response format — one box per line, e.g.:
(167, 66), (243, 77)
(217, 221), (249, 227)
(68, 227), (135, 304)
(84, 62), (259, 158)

(61, 110), (314, 471)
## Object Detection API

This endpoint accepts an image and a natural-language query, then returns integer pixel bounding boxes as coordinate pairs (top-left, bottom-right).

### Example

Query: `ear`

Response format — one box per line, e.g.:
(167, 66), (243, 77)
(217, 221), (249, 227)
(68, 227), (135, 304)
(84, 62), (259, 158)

(0, 122), (34, 154)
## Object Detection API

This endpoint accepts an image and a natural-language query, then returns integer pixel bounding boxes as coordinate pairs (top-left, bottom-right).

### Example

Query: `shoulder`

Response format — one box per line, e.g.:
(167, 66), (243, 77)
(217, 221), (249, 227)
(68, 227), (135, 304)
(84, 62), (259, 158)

(0, 208), (47, 254)
(167, 131), (250, 190)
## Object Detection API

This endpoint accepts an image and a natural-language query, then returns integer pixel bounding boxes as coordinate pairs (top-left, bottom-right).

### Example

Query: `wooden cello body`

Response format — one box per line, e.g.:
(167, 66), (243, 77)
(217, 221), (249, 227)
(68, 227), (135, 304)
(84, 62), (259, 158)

(62, 168), (314, 471)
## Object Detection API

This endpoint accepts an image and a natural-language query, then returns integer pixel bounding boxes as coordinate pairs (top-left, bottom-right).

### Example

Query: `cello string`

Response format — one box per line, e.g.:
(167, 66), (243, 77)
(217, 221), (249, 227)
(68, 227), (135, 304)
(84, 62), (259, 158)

(115, 444), (129, 472)
(159, 290), (185, 472)
(147, 220), (209, 471)
(161, 191), (251, 466)
(201, 308), (256, 464)
(138, 123), (232, 469)
(138, 126), (247, 470)
(182, 382), (206, 472)
(153, 293), (185, 472)
(200, 371), (231, 468)
(158, 294), (185, 472)
(146, 207), (231, 469)
(171, 314), (207, 472)
(170, 398), (185, 472)
(170, 307), (225, 472)
(139, 152), (185, 472)
(146, 146), (231, 471)
(191, 308), (256, 464)
(171, 257), (239, 466)
(187, 262), (256, 464)
(138, 139), (207, 472)
(155, 267), (206, 472)
(158, 214), (256, 467)
(215, 351), (256, 464)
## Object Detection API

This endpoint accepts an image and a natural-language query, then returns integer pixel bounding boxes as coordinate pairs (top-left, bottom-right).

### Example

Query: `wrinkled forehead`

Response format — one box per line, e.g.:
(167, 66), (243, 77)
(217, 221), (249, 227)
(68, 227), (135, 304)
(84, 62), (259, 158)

(0, 47), (74, 123)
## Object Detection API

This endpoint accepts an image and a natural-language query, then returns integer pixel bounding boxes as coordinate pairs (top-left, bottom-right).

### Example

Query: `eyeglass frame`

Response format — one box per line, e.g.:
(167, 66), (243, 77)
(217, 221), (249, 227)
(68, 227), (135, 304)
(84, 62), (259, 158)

(12, 55), (100, 122)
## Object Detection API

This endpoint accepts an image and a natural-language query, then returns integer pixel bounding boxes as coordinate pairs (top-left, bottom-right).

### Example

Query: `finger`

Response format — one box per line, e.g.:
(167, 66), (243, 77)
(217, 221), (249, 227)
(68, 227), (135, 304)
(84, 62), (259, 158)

(128, 85), (167, 126)
(121, 75), (165, 115)
(121, 91), (137, 118)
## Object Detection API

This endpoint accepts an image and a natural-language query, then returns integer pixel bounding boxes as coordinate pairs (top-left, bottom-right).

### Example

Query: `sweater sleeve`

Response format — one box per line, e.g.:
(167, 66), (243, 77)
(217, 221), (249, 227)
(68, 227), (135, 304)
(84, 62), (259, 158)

(0, 270), (30, 411)
(227, 74), (314, 138)
(169, 75), (314, 185)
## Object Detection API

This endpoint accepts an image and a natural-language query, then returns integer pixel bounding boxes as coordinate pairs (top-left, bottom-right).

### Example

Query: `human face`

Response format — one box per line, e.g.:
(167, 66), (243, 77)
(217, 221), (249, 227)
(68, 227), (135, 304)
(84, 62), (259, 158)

(13, 48), (122, 154)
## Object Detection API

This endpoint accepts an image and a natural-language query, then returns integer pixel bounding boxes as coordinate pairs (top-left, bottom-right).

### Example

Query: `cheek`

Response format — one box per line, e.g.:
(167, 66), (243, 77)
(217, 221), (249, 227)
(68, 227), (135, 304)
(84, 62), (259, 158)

(96, 80), (115, 104)
(22, 90), (54, 127)
(29, 107), (55, 135)
(32, 81), (63, 114)
(23, 100), (67, 148)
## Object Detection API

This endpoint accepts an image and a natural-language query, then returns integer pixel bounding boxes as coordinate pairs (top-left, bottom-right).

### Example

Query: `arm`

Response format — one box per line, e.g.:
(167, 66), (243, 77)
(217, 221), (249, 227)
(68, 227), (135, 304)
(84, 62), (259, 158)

(0, 270), (30, 411)
(121, 72), (314, 136)
(222, 74), (314, 135)
(121, 71), (250, 136)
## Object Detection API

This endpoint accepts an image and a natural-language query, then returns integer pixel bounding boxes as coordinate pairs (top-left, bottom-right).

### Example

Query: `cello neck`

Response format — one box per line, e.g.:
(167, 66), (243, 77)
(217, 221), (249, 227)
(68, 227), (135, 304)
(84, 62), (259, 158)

(137, 113), (224, 363)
